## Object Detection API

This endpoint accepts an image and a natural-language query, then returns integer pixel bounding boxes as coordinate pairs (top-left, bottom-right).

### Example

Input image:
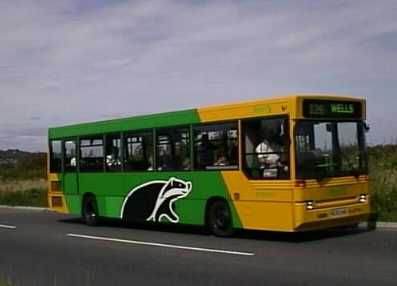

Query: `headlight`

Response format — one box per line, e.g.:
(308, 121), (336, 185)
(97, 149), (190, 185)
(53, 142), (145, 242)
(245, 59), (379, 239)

(305, 201), (315, 210)
(359, 194), (367, 203)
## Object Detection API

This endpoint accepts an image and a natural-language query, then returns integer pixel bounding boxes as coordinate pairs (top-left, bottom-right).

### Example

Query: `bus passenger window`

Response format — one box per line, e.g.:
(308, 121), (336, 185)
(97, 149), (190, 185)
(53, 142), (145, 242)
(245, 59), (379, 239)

(64, 140), (77, 172)
(50, 140), (62, 173)
(156, 128), (190, 171)
(124, 132), (153, 171)
(193, 123), (238, 170)
(79, 137), (104, 172)
(105, 135), (121, 171)
(243, 118), (289, 179)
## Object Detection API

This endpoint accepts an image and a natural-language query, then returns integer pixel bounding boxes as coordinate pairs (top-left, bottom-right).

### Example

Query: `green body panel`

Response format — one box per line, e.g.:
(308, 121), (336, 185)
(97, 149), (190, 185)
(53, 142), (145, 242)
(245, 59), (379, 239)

(63, 173), (78, 195)
(62, 171), (242, 228)
(65, 195), (82, 215)
(49, 109), (200, 139)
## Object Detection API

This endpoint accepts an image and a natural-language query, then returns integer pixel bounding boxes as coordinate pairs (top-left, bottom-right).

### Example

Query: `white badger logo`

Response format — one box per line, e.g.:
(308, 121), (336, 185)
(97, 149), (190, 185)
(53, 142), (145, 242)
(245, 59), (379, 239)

(120, 177), (192, 223)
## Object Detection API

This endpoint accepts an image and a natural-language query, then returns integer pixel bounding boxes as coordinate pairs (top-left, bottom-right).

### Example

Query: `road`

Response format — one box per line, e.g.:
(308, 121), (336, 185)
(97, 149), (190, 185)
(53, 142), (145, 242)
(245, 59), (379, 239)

(0, 207), (396, 286)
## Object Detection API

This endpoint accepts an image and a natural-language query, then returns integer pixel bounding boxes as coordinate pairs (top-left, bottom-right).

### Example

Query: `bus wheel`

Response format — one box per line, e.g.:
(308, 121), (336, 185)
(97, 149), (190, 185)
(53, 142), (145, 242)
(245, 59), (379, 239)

(207, 200), (234, 237)
(83, 196), (99, 226)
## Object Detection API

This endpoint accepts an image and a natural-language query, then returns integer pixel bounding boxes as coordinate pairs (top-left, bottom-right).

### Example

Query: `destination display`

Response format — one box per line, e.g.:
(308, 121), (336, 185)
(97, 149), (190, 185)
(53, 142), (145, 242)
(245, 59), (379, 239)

(303, 100), (362, 118)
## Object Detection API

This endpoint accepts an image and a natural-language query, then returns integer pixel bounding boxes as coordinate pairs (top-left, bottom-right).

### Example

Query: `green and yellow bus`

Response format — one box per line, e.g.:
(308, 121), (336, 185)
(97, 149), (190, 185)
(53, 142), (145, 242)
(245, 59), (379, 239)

(48, 94), (370, 236)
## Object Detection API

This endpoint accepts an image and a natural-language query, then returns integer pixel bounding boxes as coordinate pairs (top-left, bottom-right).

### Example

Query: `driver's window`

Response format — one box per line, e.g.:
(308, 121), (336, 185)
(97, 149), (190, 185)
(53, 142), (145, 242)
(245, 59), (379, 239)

(64, 140), (77, 172)
(243, 118), (289, 179)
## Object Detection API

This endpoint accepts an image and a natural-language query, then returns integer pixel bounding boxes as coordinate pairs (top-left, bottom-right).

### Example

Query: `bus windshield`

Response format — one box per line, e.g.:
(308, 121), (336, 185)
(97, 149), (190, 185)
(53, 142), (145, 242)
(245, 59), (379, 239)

(295, 120), (367, 179)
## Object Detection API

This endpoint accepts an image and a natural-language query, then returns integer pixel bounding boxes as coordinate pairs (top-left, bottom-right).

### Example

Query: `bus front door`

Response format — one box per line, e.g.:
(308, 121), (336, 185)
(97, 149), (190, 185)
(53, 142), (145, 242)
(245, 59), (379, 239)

(62, 139), (79, 196)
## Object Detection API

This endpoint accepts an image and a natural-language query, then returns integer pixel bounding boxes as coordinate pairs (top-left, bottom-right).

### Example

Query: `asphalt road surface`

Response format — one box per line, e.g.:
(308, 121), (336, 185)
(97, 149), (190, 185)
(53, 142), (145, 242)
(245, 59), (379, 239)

(0, 207), (396, 286)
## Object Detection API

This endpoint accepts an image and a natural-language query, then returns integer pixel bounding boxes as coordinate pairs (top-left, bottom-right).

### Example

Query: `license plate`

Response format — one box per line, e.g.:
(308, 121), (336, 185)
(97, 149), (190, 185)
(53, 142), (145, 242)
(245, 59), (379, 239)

(330, 207), (347, 217)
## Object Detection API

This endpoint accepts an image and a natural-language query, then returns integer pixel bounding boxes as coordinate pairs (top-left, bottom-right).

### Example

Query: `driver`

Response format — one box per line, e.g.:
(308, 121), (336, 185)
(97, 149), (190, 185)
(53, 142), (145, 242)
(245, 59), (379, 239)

(256, 124), (282, 178)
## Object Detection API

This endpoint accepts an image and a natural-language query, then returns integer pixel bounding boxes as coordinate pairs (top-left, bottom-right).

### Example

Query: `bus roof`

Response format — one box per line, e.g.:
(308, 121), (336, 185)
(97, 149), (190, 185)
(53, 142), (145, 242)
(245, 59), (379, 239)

(48, 94), (365, 139)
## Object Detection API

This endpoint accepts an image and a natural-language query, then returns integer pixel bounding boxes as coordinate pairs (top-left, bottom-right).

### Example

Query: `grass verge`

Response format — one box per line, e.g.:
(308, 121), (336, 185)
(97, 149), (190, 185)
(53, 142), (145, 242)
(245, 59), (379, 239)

(0, 277), (14, 286)
(368, 145), (397, 222)
(0, 188), (48, 207)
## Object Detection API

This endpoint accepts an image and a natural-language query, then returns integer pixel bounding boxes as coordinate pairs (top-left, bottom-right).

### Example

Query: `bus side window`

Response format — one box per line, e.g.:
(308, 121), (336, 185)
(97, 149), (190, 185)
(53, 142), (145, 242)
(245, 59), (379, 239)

(105, 134), (121, 172)
(50, 140), (62, 173)
(64, 140), (77, 172)
(124, 132), (154, 171)
(79, 137), (104, 172)
(156, 128), (190, 171)
(193, 123), (238, 170)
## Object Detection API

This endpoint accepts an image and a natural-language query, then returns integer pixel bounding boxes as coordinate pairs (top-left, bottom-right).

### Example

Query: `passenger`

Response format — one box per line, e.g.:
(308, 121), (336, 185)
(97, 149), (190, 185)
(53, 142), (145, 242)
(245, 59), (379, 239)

(228, 140), (238, 166)
(70, 157), (77, 167)
(106, 146), (121, 167)
(214, 150), (229, 166)
(198, 134), (215, 168)
(147, 155), (154, 171)
(174, 142), (190, 170)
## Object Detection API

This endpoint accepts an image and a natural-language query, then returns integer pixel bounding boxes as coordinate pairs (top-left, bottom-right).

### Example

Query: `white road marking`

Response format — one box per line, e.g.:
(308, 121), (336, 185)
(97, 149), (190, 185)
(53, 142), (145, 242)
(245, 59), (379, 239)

(0, 224), (16, 229)
(67, 233), (255, 256)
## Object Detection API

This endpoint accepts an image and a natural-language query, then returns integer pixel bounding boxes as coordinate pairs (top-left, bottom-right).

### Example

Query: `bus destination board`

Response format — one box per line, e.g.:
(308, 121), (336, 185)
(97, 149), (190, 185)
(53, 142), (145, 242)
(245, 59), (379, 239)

(303, 100), (362, 118)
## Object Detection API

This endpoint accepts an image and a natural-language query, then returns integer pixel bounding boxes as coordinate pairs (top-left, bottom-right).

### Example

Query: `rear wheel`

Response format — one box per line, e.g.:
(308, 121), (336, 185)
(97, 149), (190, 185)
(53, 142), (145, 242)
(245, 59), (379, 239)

(207, 200), (234, 237)
(82, 196), (99, 226)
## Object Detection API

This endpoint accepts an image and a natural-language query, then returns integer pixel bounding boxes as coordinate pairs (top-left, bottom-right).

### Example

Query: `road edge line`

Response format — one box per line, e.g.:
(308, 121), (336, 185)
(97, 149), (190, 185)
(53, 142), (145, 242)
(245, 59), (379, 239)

(0, 224), (16, 229)
(67, 233), (255, 256)
(359, 221), (397, 229)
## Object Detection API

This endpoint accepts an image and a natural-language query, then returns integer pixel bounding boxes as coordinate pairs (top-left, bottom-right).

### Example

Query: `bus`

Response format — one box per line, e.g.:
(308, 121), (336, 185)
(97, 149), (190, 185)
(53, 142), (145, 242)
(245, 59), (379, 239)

(48, 94), (370, 236)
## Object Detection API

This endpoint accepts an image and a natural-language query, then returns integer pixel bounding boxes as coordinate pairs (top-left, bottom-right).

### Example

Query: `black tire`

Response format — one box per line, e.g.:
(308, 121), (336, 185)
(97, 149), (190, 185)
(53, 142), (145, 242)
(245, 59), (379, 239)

(207, 200), (234, 237)
(82, 196), (100, 226)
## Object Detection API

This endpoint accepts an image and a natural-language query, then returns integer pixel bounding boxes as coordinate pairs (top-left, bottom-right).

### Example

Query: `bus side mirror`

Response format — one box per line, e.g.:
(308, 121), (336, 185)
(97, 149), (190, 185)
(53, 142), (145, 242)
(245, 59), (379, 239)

(326, 123), (333, 132)
(363, 122), (370, 133)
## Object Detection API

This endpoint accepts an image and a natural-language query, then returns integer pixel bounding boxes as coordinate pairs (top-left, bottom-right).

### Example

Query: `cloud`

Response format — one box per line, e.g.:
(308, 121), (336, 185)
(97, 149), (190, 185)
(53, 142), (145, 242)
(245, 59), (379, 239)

(0, 0), (396, 151)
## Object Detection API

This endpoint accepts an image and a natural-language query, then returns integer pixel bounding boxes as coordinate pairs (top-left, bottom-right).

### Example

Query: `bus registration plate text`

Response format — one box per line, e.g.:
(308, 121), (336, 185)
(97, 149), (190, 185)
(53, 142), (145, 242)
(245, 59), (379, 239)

(330, 207), (347, 217)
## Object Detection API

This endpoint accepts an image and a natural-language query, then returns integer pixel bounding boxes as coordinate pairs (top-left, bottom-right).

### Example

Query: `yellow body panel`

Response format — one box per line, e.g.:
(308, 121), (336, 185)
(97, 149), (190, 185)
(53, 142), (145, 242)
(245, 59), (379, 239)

(294, 177), (369, 202)
(221, 171), (295, 231)
(47, 173), (68, 213)
(222, 171), (370, 231)
(198, 98), (292, 122)
(293, 177), (370, 229)
(294, 203), (370, 230)
(197, 94), (366, 122)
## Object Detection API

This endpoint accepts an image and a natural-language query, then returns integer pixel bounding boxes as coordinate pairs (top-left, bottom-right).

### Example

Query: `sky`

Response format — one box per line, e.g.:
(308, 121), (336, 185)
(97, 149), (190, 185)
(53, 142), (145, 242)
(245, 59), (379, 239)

(0, 0), (396, 151)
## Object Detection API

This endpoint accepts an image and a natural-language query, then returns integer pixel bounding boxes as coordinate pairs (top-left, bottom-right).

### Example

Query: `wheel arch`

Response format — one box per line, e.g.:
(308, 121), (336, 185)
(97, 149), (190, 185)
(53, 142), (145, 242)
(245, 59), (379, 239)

(204, 196), (229, 225)
(81, 192), (97, 216)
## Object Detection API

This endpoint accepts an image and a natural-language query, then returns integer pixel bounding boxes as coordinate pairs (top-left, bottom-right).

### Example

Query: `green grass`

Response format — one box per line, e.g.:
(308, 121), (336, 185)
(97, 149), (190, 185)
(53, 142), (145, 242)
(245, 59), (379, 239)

(0, 188), (48, 207)
(368, 145), (397, 222)
(0, 277), (14, 286)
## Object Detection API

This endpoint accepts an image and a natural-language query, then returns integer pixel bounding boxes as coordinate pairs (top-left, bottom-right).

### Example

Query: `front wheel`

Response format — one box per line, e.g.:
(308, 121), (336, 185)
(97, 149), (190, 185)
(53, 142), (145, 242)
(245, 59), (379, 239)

(207, 200), (234, 237)
(83, 196), (100, 226)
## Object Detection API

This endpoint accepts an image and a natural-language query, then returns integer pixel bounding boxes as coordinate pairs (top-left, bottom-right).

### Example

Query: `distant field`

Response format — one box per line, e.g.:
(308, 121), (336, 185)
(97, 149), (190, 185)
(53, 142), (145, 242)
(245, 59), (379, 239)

(0, 147), (396, 220)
